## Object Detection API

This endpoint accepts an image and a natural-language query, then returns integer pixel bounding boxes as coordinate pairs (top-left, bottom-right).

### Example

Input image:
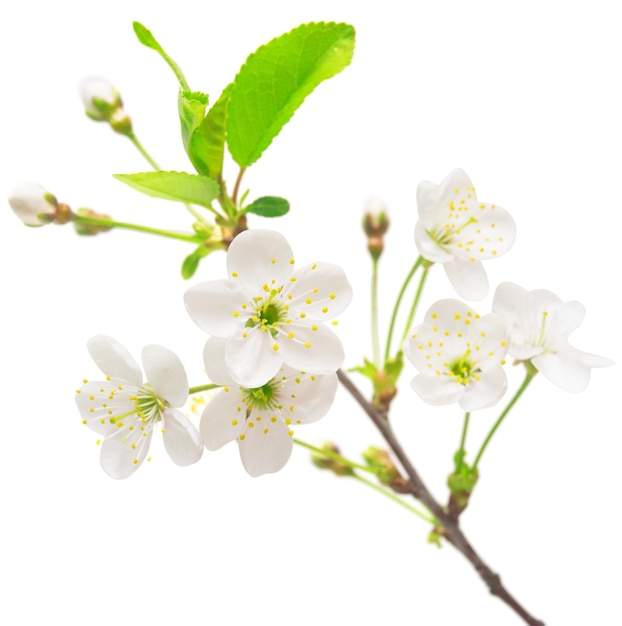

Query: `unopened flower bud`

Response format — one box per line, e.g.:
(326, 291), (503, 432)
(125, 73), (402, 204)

(73, 208), (113, 236)
(80, 76), (132, 135)
(311, 442), (353, 476)
(362, 446), (409, 492)
(8, 183), (59, 227)
(362, 198), (390, 260)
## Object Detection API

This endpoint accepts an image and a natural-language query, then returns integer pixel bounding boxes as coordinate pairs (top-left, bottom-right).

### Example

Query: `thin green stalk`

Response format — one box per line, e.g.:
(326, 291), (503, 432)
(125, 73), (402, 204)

(457, 412), (471, 469)
(399, 265), (430, 345)
(74, 215), (202, 243)
(472, 370), (536, 471)
(231, 166), (247, 207)
(383, 256), (423, 366)
(351, 473), (437, 524)
(127, 132), (161, 170)
(371, 256), (380, 367)
(293, 439), (376, 475)
(188, 383), (221, 395)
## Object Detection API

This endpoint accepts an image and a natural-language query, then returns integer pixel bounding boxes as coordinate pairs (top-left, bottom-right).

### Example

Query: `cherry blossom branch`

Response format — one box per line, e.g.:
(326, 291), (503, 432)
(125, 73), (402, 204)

(336, 368), (545, 626)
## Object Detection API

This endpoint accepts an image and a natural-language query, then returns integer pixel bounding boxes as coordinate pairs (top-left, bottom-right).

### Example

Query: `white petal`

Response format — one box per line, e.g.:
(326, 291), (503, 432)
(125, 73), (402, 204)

(8, 183), (56, 226)
(417, 169), (473, 228)
(200, 387), (246, 450)
(459, 367), (507, 411)
(225, 328), (282, 387)
(161, 409), (203, 466)
(86, 335), (142, 385)
(443, 258), (489, 300)
(532, 348), (612, 392)
(80, 76), (118, 114)
(546, 299), (585, 340)
(76, 380), (139, 435)
(492, 282), (528, 321)
(99, 424), (153, 479)
(184, 279), (249, 336)
(142, 344), (188, 407)
(279, 369), (338, 424)
(277, 323), (345, 373)
(227, 230), (294, 295)
(411, 374), (465, 406)
(414, 222), (454, 262)
(203, 337), (236, 386)
(239, 417), (293, 477)
(287, 262), (353, 319)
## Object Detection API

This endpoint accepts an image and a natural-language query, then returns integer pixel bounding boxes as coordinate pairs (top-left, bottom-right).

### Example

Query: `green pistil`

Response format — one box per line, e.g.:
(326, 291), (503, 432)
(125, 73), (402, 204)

(428, 216), (478, 248)
(537, 311), (549, 346)
(246, 292), (287, 337)
(449, 352), (476, 384)
(242, 380), (280, 412)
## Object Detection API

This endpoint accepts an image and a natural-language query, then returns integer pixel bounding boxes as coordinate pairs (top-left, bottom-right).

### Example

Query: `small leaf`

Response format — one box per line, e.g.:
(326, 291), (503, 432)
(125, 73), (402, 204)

(114, 171), (220, 207)
(195, 85), (232, 179)
(349, 358), (378, 381)
(227, 22), (355, 167)
(244, 196), (290, 218)
(182, 250), (201, 279)
(132, 21), (164, 53)
(179, 91), (209, 168)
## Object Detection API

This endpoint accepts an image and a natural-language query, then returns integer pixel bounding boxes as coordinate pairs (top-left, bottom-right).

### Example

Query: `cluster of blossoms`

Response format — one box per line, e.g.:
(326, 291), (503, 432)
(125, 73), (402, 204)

(76, 229), (352, 477)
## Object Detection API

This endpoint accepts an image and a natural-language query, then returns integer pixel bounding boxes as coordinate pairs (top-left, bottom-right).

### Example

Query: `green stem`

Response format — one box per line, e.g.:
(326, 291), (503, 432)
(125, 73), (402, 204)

(383, 256), (423, 366)
(127, 132), (161, 170)
(472, 370), (536, 471)
(188, 383), (221, 395)
(457, 412), (471, 470)
(371, 256), (380, 367)
(351, 473), (437, 524)
(399, 265), (430, 346)
(74, 215), (202, 244)
(231, 166), (246, 208)
(293, 439), (376, 475)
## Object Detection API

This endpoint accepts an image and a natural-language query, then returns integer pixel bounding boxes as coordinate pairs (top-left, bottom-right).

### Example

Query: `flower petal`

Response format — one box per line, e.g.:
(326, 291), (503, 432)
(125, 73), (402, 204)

(99, 424), (153, 479)
(225, 328), (282, 387)
(287, 262), (353, 319)
(239, 416), (293, 477)
(87, 335), (142, 384)
(203, 336), (236, 386)
(227, 230), (294, 294)
(417, 169), (473, 229)
(76, 380), (139, 435)
(443, 258), (489, 300)
(414, 222), (454, 262)
(200, 387), (246, 450)
(277, 323), (345, 373)
(411, 373), (464, 406)
(161, 409), (203, 466)
(184, 279), (249, 336)
(459, 367), (507, 411)
(141, 344), (188, 407)
(279, 369), (338, 424)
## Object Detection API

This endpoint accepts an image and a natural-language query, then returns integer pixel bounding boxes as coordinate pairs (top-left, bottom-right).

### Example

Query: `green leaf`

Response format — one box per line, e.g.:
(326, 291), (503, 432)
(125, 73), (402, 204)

(227, 21), (355, 167)
(132, 21), (164, 53)
(182, 250), (201, 279)
(114, 171), (220, 207)
(178, 91), (209, 170)
(244, 196), (290, 218)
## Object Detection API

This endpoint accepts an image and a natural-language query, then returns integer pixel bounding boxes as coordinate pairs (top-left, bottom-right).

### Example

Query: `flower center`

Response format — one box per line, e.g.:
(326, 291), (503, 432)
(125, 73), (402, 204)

(246, 290), (287, 336)
(242, 379), (281, 412)
(131, 384), (166, 423)
(429, 216), (478, 249)
(448, 352), (478, 385)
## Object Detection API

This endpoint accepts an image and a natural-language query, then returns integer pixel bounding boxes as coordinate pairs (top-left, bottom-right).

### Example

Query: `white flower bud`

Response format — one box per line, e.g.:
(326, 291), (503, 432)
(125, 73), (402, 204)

(79, 76), (122, 121)
(8, 183), (58, 227)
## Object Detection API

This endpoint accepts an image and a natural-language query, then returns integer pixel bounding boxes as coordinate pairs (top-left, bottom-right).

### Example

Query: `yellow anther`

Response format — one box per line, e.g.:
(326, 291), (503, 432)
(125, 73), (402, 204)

(133, 459), (139, 465)
(329, 293), (336, 300)
(321, 307), (328, 313)
(233, 311), (240, 317)
(289, 258), (295, 265)
(300, 312), (306, 319)
(239, 434), (246, 441)
(82, 419), (87, 425)
(304, 342), (311, 348)
(232, 271), (238, 277)
(305, 298), (312, 304)
(232, 419), (238, 426)
(273, 344), (279, 351)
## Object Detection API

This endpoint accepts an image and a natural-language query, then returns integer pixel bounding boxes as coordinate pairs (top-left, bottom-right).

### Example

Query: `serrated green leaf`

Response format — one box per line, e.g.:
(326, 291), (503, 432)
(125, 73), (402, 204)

(113, 171), (220, 207)
(194, 84), (232, 179)
(244, 196), (290, 218)
(133, 21), (164, 53)
(227, 21), (355, 167)
(179, 91), (209, 170)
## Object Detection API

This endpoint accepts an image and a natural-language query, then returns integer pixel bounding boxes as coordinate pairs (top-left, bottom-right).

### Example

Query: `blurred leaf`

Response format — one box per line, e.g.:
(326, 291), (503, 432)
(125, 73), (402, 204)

(132, 21), (164, 53)
(179, 91), (209, 170)
(244, 196), (290, 218)
(114, 171), (219, 207)
(227, 22), (355, 166)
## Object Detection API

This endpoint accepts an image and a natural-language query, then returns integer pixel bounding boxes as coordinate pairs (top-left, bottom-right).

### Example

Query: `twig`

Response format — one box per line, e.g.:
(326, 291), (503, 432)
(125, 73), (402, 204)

(337, 369), (545, 626)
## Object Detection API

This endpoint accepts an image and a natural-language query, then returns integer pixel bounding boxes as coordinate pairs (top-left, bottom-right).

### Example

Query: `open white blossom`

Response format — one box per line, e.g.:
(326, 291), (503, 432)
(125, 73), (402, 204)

(185, 229), (352, 388)
(201, 337), (337, 477)
(493, 282), (613, 392)
(415, 169), (516, 300)
(8, 183), (58, 226)
(76, 335), (202, 478)
(405, 299), (510, 411)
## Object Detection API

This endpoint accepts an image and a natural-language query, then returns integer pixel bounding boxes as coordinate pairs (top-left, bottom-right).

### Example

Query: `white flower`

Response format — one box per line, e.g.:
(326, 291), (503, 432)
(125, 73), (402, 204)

(184, 229), (352, 388)
(492, 282), (613, 392)
(201, 337), (337, 477)
(405, 299), (510, 411)
(415, 169), (516, 300)
(79, 76), (122, 121)
(8, 183), (58, 227)
(75, 335), (202, 478)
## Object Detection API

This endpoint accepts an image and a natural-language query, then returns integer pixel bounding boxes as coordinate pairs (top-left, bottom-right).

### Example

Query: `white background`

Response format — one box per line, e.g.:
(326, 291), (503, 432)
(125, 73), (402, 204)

(1, 1), (620, 624)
